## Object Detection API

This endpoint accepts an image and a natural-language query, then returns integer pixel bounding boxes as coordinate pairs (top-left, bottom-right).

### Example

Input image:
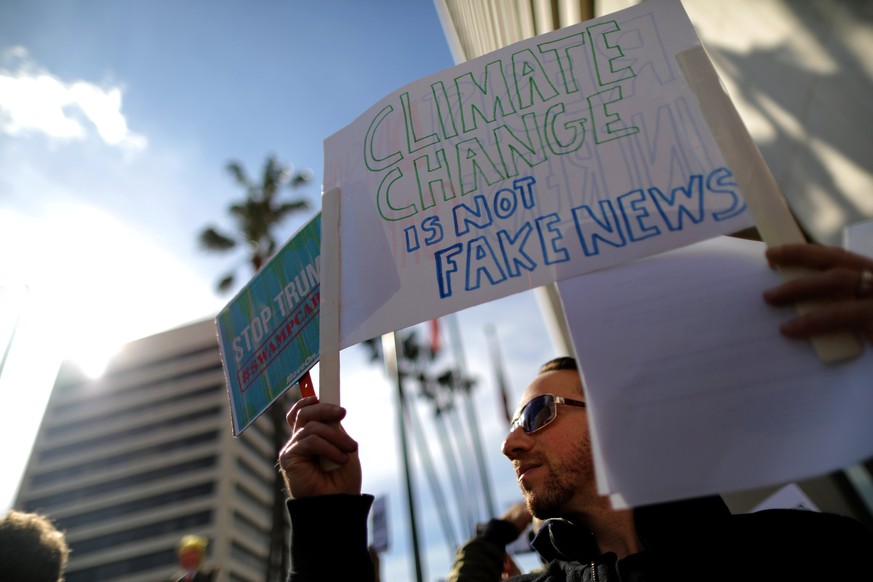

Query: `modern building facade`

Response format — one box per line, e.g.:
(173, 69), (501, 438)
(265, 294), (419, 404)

(15, 318), (290, 582)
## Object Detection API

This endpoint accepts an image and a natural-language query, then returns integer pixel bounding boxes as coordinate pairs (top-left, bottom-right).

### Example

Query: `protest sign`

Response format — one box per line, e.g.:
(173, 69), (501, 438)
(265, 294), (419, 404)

(323, 0), (755, 348)
(557, 237), (873, 508)
(216, 213), (320, 435)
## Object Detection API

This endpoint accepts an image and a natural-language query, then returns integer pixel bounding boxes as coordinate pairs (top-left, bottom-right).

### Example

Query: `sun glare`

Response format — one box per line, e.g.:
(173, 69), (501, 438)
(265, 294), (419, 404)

(68, 339), (121, 379)
(3, 201), (222, 381)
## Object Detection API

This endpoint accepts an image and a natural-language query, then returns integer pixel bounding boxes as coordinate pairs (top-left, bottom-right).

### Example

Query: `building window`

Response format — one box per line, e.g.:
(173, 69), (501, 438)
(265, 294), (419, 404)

(235, 483), (270, 520)
(230, 540), (266, 572)
(232, 511), (270, 549)
(64, 548), (179, 581)
(237, 429), (271, 459)
(72, 510), (213, 556)
(33, 431), (220, 485)
(236, 457), (273, 497)
(47, 382), (222, 437)
(26, 456), (217, 511)
(45, 482), (216, 530)
(39, 406), (222, 462)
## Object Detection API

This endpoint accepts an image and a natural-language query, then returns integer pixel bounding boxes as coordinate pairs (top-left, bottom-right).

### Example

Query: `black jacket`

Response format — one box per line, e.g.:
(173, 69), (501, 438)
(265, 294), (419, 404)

(286, 494), (375, 582)
(502, 496), (872, 581)
(286, 494), (873, 582)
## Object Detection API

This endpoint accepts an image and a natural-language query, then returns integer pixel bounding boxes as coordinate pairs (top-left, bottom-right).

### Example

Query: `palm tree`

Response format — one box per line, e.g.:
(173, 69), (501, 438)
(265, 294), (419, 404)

(199, 154), (313, 292)
(198, 154), (312, 582)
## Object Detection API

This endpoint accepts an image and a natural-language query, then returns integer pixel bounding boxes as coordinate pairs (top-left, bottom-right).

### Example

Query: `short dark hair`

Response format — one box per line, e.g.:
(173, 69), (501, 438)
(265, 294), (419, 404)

(0, 510), (69, 582)
(538, 356), (578, 374)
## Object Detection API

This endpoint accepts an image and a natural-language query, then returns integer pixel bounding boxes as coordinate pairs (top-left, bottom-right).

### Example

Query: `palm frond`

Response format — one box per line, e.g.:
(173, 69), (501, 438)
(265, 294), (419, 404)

(291, 168), (313, 188)
(228, 203), (247, 219)
(274, 200), (310, 221)
(262, 155), (288, 200)
(217, 272), (236, 293)
(199, 227), (237, 251)
(226, 161), (251, 189)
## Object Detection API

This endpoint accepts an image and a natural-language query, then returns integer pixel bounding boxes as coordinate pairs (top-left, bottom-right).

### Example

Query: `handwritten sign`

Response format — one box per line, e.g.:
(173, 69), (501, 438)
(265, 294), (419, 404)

(216, 213), (320, 435)
(323, 0), (754, 348)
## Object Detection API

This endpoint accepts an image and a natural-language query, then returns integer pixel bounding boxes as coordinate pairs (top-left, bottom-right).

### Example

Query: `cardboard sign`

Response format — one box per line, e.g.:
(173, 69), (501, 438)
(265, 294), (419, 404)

(323, 0), (754, 348)
(216, 213), (321, 435)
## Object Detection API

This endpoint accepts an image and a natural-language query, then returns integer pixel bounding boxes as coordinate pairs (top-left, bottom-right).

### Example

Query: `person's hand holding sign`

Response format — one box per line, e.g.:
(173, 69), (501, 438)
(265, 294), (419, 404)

(279, 395), (361, 498)
(764, 243), (873, 345)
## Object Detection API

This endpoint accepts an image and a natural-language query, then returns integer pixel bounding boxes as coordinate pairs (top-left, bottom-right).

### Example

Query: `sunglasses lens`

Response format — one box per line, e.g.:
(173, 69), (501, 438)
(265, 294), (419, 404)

(522, 394), (556, 433)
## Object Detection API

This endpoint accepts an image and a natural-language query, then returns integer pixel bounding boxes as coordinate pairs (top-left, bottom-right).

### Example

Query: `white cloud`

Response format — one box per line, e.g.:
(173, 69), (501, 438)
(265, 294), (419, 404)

(0, 46), (147, 151)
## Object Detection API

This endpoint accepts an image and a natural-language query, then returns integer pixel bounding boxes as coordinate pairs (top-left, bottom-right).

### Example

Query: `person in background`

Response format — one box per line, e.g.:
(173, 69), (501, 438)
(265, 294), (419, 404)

(447, 501), (544, 582)
(0, 510), (69, 582)
(173, 534), (219, 582)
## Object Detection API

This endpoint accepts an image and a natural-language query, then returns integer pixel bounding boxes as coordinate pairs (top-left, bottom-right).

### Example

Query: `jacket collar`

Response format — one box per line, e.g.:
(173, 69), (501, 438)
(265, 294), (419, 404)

(531, 495), (731, 564)
(531, 516), (599, 563)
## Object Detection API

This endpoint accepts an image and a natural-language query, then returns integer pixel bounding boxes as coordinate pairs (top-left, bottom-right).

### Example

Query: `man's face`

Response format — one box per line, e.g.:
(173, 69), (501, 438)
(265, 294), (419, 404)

(501, 369), (596, 520)
(179, 547), (203, 570)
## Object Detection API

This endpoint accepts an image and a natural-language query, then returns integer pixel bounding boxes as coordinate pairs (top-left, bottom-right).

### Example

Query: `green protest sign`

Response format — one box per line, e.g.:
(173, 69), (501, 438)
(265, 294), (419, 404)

(216, 213), (320, 435)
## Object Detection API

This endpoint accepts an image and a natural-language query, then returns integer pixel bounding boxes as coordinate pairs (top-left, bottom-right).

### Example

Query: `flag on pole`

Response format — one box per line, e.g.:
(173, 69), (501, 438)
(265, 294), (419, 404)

(485, 325), (513, 425)
(429, 318), (441, 356)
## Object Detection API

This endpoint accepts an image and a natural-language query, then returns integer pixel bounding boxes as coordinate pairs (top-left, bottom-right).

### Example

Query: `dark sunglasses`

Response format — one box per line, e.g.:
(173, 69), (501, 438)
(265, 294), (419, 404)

(509, 393), (587, 434)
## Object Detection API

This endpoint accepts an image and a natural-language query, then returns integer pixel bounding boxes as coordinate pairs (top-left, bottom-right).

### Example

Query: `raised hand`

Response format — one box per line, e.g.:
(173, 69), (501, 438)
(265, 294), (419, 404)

(278, 396), (362, 499)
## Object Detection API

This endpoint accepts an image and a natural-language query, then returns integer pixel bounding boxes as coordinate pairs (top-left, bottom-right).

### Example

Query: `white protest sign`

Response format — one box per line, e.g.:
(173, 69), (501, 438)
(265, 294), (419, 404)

(323, 0), (754, 348)
(557, 237), (873, 508)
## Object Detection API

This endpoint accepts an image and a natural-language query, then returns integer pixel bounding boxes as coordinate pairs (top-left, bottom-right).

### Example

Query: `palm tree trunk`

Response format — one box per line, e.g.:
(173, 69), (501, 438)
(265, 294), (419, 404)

(266, 404), (289, 581)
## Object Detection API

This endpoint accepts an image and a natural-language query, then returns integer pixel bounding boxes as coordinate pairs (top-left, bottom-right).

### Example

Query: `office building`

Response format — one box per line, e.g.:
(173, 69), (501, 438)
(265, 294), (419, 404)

(15, 318), (291, 582)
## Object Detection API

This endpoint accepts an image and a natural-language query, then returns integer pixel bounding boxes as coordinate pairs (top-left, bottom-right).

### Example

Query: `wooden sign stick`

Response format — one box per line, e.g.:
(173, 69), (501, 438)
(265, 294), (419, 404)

(677, 46), (862, 363)
(319, 187), (342, 405)
(318, 188), (343, 471)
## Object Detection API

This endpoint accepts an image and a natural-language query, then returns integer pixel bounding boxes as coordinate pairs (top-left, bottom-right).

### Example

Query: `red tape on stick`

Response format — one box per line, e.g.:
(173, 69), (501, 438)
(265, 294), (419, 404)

(298, 372), (315, 399)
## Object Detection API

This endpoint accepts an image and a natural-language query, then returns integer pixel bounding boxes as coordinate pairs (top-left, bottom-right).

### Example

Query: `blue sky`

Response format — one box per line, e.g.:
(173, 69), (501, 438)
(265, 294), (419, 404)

(0, 2), (555, 580)
(1, 0), (459, 284)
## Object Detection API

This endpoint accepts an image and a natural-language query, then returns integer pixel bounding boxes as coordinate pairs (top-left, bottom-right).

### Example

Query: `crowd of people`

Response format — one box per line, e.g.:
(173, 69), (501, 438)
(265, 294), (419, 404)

(0, 511), (219, 582)
(2, 241), (870, 581)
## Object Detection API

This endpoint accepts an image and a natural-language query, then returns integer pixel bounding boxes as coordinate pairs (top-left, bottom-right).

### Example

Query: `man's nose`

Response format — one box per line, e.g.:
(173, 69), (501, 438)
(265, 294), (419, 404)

(502, 424), (532, 459)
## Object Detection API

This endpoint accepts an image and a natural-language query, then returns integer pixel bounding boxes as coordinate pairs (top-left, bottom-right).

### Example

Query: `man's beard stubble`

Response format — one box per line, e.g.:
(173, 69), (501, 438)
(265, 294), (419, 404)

(522, 435), (593, 520)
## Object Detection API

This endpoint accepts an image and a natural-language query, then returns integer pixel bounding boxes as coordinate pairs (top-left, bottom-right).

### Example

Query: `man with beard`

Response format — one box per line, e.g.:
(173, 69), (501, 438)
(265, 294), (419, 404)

(278, 243), (873, 582)
(280, 356), (872, 582)
(451, 356), (873, 582)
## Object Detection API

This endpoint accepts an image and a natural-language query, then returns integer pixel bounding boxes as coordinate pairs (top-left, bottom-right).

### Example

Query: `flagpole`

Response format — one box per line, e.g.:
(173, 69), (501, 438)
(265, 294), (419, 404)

(447, 312), (497, 519)
(383, 332), (425, 582)
(430, 399), (476, 539)
(484, 324), (513, 426)
(404, 383), (460, 554)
